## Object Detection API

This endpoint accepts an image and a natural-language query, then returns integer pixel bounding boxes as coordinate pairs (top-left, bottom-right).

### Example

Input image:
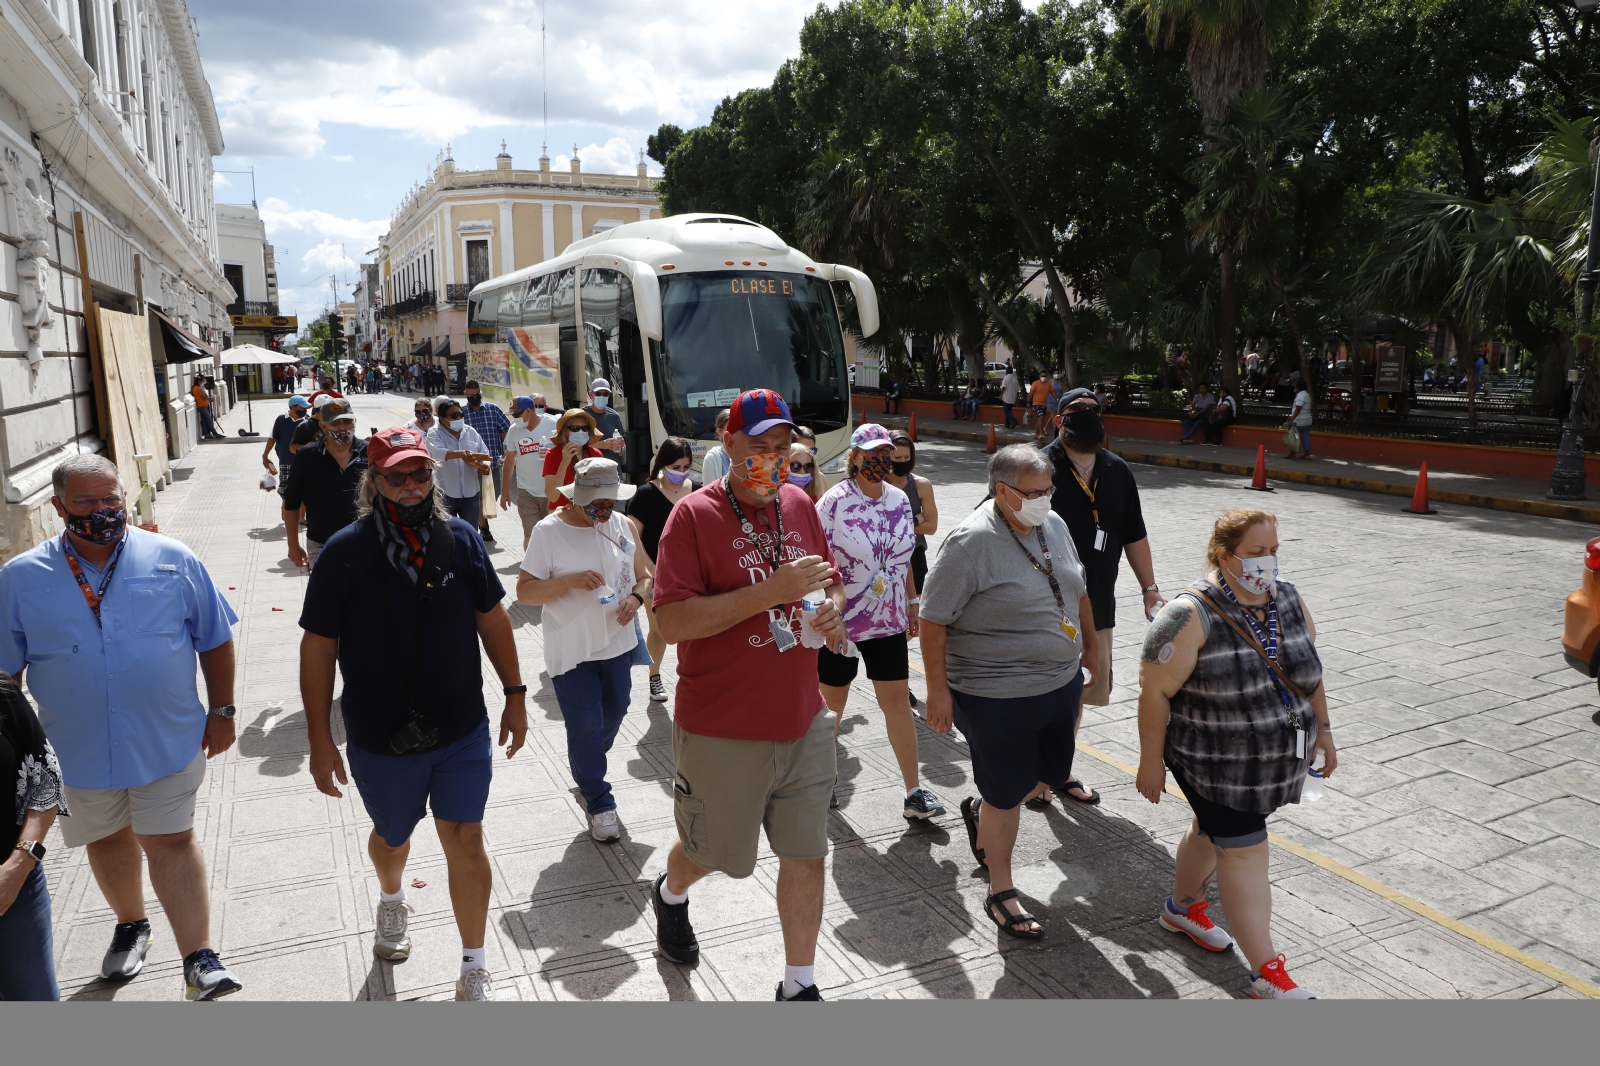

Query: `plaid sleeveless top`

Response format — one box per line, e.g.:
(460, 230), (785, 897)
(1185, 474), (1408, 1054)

(1165, 576), (1323, 814)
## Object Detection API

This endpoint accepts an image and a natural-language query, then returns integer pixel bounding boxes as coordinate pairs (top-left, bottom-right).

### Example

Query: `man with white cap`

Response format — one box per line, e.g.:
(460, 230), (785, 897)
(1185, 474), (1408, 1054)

(516, 457), (653, 842)
(583, 379), (626, 458)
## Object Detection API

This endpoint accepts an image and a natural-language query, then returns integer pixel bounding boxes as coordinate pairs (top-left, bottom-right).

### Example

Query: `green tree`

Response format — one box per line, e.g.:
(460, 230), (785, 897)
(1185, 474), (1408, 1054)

(299, 319), (331, 357)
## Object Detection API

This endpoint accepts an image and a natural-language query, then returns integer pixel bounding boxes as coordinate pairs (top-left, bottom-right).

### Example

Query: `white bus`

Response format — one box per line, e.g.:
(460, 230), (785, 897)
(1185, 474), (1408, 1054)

(465, 213), (879, 481)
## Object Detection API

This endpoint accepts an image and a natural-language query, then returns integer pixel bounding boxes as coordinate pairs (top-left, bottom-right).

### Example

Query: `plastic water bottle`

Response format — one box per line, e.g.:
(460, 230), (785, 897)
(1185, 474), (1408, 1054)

(597, 584), (618, 606)
(1302, 755), (1325, 803)
(798, 589), (826, 649)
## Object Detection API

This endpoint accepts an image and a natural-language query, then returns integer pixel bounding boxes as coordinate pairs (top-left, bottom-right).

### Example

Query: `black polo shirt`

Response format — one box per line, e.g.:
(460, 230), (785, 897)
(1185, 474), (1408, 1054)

(281, 439), (368, 544)
(298, 516), (504, 754)
(1044, 438), (1147, 630)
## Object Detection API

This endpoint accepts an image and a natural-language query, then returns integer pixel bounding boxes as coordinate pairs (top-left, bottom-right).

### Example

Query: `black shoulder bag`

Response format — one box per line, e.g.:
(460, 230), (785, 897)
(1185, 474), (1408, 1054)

(378, 518), (457, 754)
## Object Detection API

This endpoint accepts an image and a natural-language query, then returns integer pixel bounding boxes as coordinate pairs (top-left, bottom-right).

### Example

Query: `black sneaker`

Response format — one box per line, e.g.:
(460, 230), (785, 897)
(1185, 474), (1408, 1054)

(908, 691), (920, 707)
(904, 787), (946, 820)
(480, 526), (496, 543)
(652, 873), (699, 965)
(183, 948), (243, 1001)
(776, 981), (824, 1001)
(102, 919), (154, 980)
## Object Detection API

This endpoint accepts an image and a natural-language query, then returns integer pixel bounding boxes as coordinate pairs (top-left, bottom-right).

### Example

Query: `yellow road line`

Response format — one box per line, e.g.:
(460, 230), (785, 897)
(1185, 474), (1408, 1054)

(904, 656), (1600, 999)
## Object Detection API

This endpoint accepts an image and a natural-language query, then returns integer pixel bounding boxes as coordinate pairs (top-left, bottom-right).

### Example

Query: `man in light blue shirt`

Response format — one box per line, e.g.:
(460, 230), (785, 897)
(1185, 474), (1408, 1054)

(0, 454), (243, 1000)
(424, 396), (492, 528)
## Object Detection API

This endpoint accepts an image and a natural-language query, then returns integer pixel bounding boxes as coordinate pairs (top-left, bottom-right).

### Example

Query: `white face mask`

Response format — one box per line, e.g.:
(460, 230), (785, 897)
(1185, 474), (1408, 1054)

(1010, 489), (1053, 528)
(568, 429), (591, 446)
(591, 395), (609, 409)
(1231, 553), (1278, 595)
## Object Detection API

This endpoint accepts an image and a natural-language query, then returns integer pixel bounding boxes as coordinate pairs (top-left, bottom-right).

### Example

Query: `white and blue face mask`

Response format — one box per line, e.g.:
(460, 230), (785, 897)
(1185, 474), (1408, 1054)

(1231, 553), (1278, 596)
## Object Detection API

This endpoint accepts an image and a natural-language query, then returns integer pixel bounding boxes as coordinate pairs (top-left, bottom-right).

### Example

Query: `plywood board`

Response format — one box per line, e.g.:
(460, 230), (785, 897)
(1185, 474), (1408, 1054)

(97, 308), (171, 491)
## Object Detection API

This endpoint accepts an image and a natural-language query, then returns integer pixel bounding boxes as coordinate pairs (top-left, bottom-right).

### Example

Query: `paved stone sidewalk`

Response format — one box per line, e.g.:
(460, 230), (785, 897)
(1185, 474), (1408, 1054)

(33, 394), (1595, 1000)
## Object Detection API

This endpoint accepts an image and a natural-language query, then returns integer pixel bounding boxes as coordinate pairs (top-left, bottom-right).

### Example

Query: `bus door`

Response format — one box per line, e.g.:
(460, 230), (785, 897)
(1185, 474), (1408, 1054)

(582, 267), (650, 482)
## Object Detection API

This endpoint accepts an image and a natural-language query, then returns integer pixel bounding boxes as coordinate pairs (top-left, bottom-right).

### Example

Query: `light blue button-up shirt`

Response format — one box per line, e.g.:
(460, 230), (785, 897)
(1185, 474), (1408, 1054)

(0, 528), (239, 790)
(425, 422), (489, 499)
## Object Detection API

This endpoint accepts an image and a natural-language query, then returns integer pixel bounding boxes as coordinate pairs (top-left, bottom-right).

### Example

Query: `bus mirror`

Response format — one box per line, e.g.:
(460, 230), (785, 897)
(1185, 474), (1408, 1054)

(829, 264), (879, 338)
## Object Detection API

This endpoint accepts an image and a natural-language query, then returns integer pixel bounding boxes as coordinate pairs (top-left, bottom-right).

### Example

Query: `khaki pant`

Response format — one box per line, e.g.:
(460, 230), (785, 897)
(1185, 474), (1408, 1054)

(515, 488), (549, 544)
(1082, 626), (1114, 706)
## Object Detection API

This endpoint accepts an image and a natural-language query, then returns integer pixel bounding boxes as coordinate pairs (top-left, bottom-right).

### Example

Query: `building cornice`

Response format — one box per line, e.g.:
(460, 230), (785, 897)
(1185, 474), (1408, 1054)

(390, 174), (658, 235)
(156, 0), (225, 155)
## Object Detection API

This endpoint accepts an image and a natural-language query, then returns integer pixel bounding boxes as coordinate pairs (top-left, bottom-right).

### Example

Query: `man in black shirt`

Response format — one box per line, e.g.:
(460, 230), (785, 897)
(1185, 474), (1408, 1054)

(282, 398), (368, 570)
(1042, 388), (1165, 803)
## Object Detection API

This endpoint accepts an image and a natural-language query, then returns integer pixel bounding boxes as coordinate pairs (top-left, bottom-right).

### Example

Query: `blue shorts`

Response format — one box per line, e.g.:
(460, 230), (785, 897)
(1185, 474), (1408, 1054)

(347, 719), (492, 847)
(951, 671), (1083, 811)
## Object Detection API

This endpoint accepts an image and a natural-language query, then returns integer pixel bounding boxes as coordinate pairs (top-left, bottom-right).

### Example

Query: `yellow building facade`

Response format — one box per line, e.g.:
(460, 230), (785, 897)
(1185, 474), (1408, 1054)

(376, 144), (661, 378)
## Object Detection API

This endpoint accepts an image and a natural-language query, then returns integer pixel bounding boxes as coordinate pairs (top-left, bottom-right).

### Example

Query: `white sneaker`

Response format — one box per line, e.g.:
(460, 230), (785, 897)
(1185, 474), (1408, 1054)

(1158, 898), (1234, 952)
(374, 898), (414, 960)
(455, 967), (494, 1001)
(590, 809), (622, 843)
(1250, 954), (1316, 1000)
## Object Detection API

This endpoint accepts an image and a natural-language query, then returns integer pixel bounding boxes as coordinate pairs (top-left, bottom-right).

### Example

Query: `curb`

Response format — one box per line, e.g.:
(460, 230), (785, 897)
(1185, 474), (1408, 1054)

(864, 415), (1600, 524)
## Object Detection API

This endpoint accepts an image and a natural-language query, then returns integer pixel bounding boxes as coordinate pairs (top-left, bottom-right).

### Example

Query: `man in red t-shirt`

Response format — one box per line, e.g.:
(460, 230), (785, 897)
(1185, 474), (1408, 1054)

(650, 389), (848, 1001)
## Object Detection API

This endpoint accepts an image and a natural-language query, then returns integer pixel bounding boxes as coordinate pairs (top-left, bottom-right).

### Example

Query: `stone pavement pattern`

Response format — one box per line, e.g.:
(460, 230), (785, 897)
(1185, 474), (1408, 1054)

(34, 390), (1597, 1000)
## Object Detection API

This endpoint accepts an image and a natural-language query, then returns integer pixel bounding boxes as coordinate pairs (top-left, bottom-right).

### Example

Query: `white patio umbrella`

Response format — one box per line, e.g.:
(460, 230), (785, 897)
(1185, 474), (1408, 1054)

(221, 344), (300, 436)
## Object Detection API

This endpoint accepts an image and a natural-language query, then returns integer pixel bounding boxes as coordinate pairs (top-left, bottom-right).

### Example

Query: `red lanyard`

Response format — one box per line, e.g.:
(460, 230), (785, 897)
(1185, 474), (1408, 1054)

(61, 534), (127, 627)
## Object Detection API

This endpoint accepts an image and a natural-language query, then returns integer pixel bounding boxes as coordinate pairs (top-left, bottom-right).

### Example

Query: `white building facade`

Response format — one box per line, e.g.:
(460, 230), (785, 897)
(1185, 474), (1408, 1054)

(0, 0), (231, 560)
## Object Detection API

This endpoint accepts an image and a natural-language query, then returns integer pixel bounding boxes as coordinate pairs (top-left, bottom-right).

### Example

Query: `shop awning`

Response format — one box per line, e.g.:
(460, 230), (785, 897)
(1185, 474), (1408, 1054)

(433, 337), (452, 358)
(151, 306), (220, 364)
(409, 338), (431, 357)
(380, 336), (392, 359)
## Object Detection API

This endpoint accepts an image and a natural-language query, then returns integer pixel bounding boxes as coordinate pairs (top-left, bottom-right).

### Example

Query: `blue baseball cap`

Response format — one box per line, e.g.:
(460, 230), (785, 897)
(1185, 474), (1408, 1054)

(288, 395), (310, 408)
(725, 389), (796, 437)
(512, 395), (537, 413)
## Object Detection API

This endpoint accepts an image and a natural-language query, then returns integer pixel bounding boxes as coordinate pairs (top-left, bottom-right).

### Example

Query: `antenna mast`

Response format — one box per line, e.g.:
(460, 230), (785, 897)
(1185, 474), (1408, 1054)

(541, 1), (549, 157)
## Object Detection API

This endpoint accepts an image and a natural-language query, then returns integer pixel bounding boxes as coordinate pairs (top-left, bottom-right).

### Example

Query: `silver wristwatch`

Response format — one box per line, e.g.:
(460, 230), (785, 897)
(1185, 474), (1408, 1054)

(208, 705), (237, 719)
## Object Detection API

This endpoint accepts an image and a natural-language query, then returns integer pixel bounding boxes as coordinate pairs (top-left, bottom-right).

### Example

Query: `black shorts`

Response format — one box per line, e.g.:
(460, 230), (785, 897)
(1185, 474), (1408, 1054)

(817, 633), (909, 687)
(951, 671), (1083, 811)
(1167, 765), (1269, 849)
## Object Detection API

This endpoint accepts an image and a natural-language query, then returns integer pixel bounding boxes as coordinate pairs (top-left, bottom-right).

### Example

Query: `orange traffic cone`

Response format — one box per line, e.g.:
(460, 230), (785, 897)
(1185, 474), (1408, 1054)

(908, 411), (918, 441)
(1248, 444), (1273, 491)
(1403, 462), (1437, 515)
(985, 421), (997, 454)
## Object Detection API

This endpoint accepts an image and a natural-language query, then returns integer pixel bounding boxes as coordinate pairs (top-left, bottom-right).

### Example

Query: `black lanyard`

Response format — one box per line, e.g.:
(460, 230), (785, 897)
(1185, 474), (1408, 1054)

(723, 475), (786, 574)
(61, 534), (127, 628)
(1004, 520), (1074, 635)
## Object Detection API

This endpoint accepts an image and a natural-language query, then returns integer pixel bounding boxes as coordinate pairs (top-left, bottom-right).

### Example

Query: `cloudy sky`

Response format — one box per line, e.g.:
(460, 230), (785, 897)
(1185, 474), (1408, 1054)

(192, 0), (821, 327)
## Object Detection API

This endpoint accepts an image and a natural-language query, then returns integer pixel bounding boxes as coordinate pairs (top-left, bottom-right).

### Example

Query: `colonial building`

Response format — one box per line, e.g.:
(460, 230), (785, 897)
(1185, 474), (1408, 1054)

(217, 201), (294, 392)
(376, 142), (661, 384)
(0, 0), (232, 560)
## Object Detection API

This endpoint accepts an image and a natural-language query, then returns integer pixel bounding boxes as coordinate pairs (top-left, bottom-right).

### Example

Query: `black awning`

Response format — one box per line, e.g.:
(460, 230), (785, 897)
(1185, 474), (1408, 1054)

(409, 338), (431, 357)
(433, 337), (452, 358)
(150, 307), (220, 364)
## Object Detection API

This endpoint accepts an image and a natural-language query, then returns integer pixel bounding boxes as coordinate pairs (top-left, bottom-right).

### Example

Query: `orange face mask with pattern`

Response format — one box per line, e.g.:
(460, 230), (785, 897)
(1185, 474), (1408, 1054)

(732, 451), (789, 502)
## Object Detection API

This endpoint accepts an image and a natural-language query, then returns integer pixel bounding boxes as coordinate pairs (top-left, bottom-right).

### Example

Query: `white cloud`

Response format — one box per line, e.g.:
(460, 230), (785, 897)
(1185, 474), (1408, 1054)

(550, 137), (640, 176)
(260, 197), (388, 247)
(334, 155), (354, 163)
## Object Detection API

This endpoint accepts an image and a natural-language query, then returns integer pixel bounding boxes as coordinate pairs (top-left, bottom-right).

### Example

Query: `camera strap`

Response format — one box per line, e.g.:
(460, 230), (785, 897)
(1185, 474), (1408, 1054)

(375, 517), (456, 740)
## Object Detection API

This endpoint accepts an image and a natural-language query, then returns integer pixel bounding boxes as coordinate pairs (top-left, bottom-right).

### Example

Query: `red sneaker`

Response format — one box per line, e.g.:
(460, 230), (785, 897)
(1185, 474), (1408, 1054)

(1250, 954), (1316, 1000)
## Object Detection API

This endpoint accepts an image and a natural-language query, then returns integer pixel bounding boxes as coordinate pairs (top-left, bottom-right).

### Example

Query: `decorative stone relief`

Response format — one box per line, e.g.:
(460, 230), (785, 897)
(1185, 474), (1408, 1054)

(1, 151), (57, 368)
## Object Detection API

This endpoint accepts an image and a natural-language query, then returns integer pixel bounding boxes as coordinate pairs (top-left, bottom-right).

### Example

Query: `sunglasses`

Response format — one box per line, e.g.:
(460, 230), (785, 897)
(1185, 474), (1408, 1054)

(790, 461), (816, 473)
(376, 468), (434, 488)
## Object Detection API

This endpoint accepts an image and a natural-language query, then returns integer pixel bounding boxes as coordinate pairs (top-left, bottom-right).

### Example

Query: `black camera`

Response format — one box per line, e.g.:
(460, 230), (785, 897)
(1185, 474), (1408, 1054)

(387, 706), (438, 755)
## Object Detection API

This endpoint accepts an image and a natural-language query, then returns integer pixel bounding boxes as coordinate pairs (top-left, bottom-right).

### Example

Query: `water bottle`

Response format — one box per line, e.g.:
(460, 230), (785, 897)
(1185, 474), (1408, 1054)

(597, 584), (618, 606)
(1302, 754), (1325, 803)
(798, 589), (826, 649)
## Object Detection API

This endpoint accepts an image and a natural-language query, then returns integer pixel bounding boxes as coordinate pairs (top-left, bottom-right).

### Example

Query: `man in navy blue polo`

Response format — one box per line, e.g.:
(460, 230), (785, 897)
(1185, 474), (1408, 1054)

(0, 454), (243, 1000)
(299, 425), (528, 1001)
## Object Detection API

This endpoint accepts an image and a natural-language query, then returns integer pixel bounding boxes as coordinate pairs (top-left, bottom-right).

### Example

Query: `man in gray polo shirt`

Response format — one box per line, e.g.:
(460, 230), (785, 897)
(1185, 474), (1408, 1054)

(921, 444), (1096, 939)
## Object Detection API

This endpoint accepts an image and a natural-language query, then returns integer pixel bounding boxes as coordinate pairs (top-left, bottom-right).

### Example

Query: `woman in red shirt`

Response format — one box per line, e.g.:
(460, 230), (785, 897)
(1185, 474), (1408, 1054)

(543, 409), (603, 509)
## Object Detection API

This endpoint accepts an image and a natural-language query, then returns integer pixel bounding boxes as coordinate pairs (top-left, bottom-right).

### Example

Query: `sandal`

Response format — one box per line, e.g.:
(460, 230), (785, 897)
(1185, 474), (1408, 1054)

(960, 797), (987, 870)
(1063, 778), (1101, 805)
(985, 888), (1043, 939)
(1024, 785), (1053, 811)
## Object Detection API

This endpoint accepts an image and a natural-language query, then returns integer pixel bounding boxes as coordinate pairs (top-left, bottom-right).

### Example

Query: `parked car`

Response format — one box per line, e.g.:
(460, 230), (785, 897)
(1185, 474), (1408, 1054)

(1561, 536), (1600, 706)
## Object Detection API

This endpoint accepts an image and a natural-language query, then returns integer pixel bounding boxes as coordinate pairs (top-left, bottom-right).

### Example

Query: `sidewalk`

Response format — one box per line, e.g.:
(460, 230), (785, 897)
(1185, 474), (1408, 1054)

(861, 410), (1600, 524)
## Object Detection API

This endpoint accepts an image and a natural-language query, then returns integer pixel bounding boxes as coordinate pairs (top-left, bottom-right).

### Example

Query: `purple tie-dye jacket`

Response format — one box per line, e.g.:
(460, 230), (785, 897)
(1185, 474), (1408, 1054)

(816, 478), (916, 643)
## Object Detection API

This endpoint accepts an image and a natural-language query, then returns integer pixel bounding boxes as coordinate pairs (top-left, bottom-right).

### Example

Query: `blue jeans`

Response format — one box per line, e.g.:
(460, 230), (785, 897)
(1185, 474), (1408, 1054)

(199, 406), (216, 437)
(551, 649), (634, 814)
(0, 863), (60, 1000)
(1002, 402), (1016, 427)
(1295, 425), (1312, 454)
(443, 493), (481, 527)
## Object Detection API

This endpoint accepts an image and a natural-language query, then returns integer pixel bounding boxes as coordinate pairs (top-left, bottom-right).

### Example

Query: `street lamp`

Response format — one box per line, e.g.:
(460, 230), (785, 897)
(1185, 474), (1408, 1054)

(1547, 102), (1600, 500)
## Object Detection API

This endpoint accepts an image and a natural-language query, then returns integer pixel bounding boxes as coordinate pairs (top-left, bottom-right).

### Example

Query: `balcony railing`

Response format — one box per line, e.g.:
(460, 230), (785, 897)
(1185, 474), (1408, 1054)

(379, 290), (437, 320)
(227, 300), (279, 316)
(446, 283), (476, 306)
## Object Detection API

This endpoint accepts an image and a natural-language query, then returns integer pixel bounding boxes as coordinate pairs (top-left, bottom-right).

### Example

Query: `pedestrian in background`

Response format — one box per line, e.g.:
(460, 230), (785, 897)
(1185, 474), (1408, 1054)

(583, 378), (627, 460)
(787, 441), (824, 505)
(518, 459), (652, 843)
(700, 408), (733, 481)
(0, 454), (243, 1000)
(283, 398), (368, 570)
(262, 394), (310, 503)
(792, 426), (829, 496)
(1039, 388), (1164, 806)
(192, 376), (223, 440)
(1000, 364), (1020, 428)
(408, 396), (436, 435)
(462, 379), (511, 544)
(1136, 508), (1334, 1000)
(624, 437), (698, 703)
(1286, 385), (1313, 459)
(1205, 386), (1237, 446)
(650, 389), (848, 1001)
(1029, 373), (1052, 442)
(300, 426), (527, 1001)
(425, 397), (492, 528)
(0, 674), (68, 1000)
(923, 445), (1095, 939)
(500, 395), (556, 548)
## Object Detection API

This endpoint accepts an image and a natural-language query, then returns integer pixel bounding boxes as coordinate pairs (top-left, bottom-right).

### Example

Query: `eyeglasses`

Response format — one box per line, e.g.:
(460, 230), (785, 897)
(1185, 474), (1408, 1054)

(790, 461), (816, 473)
(1063, 402), (1101, 414)
(1001, 482), (1053, 501)
(376, 468), (434, 488)
(67, 494), (126, 511)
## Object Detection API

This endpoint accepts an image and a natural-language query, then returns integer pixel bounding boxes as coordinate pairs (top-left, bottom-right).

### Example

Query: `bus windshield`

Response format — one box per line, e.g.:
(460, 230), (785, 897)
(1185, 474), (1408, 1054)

(651, 271), (850, 438)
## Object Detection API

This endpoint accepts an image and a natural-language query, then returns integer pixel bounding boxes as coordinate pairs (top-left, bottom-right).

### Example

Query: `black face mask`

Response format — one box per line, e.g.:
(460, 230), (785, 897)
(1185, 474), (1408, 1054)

(1063, 409), (1105, 447)
(467, 395), (482, 408)
(890, 460), (913, 477)
(385, 496), (435, 528)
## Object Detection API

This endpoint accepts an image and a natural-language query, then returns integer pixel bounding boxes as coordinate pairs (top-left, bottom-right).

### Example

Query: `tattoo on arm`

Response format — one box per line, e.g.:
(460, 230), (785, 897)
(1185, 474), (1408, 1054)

(1141, 599), (1194, 663)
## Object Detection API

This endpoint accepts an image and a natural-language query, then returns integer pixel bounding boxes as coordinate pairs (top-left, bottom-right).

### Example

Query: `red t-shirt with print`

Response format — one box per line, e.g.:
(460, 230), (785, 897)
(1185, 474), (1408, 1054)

(653, 482), (838, 741)
(542, 444), (603, 509)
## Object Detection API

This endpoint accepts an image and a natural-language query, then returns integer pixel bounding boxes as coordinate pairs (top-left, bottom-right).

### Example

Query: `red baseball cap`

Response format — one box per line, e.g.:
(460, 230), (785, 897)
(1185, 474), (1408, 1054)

(366, 426), (432, 468)
(724, 389), (796, 437)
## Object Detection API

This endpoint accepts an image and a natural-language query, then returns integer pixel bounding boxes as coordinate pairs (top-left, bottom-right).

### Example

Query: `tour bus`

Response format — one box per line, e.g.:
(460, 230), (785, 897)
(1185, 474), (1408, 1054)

(465, 213), (879, 483)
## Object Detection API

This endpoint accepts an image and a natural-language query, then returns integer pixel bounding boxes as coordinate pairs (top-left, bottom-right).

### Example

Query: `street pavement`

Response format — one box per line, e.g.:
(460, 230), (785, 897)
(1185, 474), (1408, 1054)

(34, 387), (1599, 1000)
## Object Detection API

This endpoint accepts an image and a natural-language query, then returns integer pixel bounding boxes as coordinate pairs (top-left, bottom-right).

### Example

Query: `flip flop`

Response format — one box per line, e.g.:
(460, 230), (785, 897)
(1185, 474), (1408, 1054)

(960, 797), (987, 871)
(1063, 778), (1101, 805)
(1024, 785), (1054, 811)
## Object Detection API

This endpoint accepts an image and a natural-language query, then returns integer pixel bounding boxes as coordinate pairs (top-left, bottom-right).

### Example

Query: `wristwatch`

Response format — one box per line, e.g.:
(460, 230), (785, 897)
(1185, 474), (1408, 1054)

(629, 591), (646, 606)
(503, 685), (528, 696)
(15, 840), (46, 864)
(1142, 584), (1161, 593)
(208, 705), (237, 719)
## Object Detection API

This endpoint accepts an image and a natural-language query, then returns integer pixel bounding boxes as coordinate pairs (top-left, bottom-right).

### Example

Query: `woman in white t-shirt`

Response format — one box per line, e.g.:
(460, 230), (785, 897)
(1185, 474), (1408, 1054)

(516, 458), (653, 844)
(1286, 388), (1313, 460)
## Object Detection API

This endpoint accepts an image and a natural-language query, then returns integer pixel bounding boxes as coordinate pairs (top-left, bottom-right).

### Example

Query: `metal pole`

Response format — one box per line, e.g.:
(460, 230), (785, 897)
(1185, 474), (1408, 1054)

(1547, 130), (1600, 500)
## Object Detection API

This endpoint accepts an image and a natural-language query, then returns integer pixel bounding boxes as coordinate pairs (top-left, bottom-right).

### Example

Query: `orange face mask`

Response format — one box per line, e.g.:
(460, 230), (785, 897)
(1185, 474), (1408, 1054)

(733, 451), (789, 501)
